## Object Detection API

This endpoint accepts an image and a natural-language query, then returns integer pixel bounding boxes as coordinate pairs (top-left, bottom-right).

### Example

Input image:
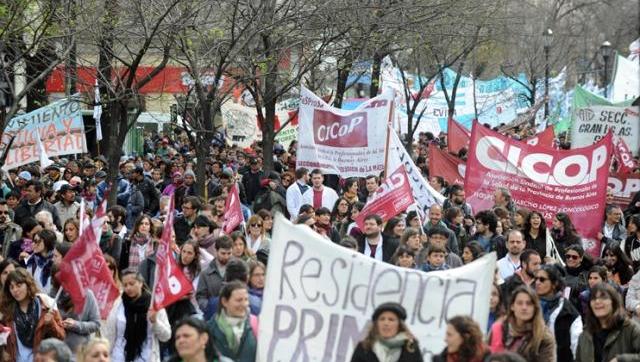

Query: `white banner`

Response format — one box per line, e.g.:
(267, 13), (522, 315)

(387, 130), (445, 213)
(258, 214), (496, 362)
(296, 86), (393, 177)
(611, 54), (640, 103)
(571, 105), (639, 155)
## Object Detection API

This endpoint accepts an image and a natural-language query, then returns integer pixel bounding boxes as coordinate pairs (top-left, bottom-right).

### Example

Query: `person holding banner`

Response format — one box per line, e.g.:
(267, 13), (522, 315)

(350, 302), (423, 362)
(103, 269), (171, 362)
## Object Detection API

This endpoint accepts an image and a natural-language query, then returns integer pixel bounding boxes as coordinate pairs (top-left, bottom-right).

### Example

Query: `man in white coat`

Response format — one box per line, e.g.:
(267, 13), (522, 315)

(286, 167), (310, 220)
(301, 169), (339, 212)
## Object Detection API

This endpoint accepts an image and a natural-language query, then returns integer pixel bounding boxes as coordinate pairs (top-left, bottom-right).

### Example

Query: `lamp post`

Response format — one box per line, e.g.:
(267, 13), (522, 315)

(600, 40), (613, 98)
(543, 28), (553, 119)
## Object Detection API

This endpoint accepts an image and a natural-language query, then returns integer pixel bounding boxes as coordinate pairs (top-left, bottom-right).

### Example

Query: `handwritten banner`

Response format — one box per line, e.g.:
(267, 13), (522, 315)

(1, 99), (86, 170)
(257, 214), (496, 362)
(571, 105), (639, 156)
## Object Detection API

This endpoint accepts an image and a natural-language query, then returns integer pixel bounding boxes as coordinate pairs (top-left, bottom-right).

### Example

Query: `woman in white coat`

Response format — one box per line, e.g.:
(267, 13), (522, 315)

(103, 269), (171, 362)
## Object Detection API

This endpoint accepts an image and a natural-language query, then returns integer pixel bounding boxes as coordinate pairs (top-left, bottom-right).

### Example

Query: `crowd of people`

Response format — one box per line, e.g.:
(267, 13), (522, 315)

(0, 127), (637, 362)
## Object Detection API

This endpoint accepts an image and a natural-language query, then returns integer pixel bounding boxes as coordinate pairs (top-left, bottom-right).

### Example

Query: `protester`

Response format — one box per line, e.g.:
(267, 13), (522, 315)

(35, 338), (73, 362)
(623, 215), (640, 271)
(399, 227), (422, 256)
(0, 268), (65, 362)
(488, 286), (556, 361)
(391, 245), (416, 269)
(62, 218), (80, 244)
(522, 211), (546, 259)
(166, 317), (216, 362)
(488, 283), (506, 333)
(301, 169), (339, 210)
(575, 282), (640, 361)
(603, 241), (634, 287)
(497, 230), (526, 280)
(76, 337), (111, 362)
(501, 250), (541, 299)
(103, 269), (171, 362)
(350, 302), (422, 362)
(0, 259), (19, 289)
(551, 213), (581, 259)
(357, 214), (399, 263)
(433, 316), (490, 362)
(120, 215), (155, 271)
(534, 264), (583, 361)
(247, 260), (265, 302)
(462, 241), (484, 264)
(245, 215), (270, 253)
(196, 236), (233, 311)
(207, 281), (257, 362)
(24, 229), (56, 293)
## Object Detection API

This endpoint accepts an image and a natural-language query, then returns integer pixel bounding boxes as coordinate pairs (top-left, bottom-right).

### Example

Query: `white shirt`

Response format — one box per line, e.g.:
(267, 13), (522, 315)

(363, 235), (383, 261)
(112, 302), (153, 362)
(301, 186), (339, 211)
(497, 255), (521, 280)
(286, 181), (308, 220)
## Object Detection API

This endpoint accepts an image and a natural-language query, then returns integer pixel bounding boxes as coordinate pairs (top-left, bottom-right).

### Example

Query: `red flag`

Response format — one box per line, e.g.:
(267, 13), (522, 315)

(525, 126), (555, 148)
(614, 138), (637, 174)
(465, 123), (613, 257)
(222, 183), (243, 234)
(355, 165), (414, 229)
(447, 118), (471, 154)
(429, 144), (465, 185)
(153, 194), (193, 311)
(56, 217), (119, 319)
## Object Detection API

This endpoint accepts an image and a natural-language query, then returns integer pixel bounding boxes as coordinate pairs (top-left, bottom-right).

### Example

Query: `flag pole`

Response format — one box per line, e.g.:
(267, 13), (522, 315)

(382, 98), (395, 181)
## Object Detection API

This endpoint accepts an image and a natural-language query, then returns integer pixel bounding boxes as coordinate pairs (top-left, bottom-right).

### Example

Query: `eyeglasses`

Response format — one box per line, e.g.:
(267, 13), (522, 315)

(250, 223), (262, 227)
(0, 211), (9, 215)
(33, 238), (43, 245)
(535, 276), (549, 283)
(565, 254), (580, 260)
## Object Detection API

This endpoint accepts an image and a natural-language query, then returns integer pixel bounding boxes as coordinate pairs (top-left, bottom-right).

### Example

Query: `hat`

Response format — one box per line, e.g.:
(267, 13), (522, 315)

(95, 170), (107, 179)
(133, 166), (144, 175)
(184, 170), (196, 178)
(59, 184), (74, 194)
(372, 302), (407, 322)
(84, 160), (95, 169)
(46, 164), (61, 171)
(221, 169), (234, 178)
(95, 155), (107, 164)
(18, 171), (32, 181)
(172, 171), (183, 179)
(52, 180), (69, 192)
(249, 158), (259, 165)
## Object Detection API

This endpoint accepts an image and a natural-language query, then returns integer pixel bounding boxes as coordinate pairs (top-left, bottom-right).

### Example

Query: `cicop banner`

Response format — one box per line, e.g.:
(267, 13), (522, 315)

(608, 173), (640, 209)
(1, 98), (87, 170)
(296, 86), (393, 177)
(257, 214), (496, 362)
(571, 105), (639, 155)
(465, 123), (613, 257)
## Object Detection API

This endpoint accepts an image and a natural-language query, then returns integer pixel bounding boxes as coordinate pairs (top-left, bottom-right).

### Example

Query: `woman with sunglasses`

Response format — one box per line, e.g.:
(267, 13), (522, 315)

(488, 286), (556, 361)
(564, 244), (593, 309)
(0, 268), (65, 362)
(50, 242), (101, 354)
(245, 215), (269, 254)
(24, 229), (56, 294)
(576, 282), (640, 361)
(534, 264), (583, 361)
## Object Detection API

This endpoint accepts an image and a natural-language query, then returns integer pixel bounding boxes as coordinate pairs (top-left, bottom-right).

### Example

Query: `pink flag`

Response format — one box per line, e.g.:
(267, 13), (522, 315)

(447, 117), (471, 155)
(153, 193), (193, 311)
(222, 183), (243, 234)
(355, 165), (414, 229)
(429, 144), (465, 186)
(525, 126), (555, 148)
(614, 137), (636, 174)
(56, 213), (119, 319)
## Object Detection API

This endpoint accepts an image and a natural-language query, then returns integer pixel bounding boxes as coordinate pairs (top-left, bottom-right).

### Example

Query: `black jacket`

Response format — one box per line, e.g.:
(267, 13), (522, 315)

(174, 215), (195, 246)
(356, 234), (399, 263)
(350, 340), (423, 362)
(136, 177), (160, 215)
(242, 170), (264, 205)
(14, 198), (61, 230)
(551, 298), (582, 362)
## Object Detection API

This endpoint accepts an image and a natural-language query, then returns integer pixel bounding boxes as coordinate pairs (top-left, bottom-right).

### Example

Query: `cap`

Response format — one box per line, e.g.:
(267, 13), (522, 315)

(52, 180), (69, 192)
(184, 170), (196, 178)
(250, 158), (259, 165)
(84, 160), (95, 169)
(18, 171), (32, 181)
(59, 184), (75, 194)
(221, 169), (233, 178)
(172, 171), (183, 179)
(95, 170), (107, 179)
(133, 166), (144, 174)
(46, 164), (61, 171)
(95, 155), (108, 164)
(372, 302), (407, 321)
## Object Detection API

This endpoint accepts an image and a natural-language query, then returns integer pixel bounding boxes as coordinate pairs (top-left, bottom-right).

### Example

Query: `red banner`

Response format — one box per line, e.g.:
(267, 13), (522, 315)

(614, 138), (637, 174)
(525, 126), (555, 148)
(153, 194), (193, 311)
(465, 123), (613, 257)
(355, 165), (414, 229)
(56, 214), (119, 319)
(608, 173), (640, 209)
(429, 144), (465, 186)
(447, 118), (471, 154)
(222, 183), (243, 234)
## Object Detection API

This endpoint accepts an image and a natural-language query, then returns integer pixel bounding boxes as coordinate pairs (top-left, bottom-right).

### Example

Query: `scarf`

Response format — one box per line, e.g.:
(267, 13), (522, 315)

(29, 252), (53, 288)
(128, 233), (153, 270)
(199, 233), (216, 250)
(99, 229), (114, 251)
(122, 291), (151, 362)
(504, 319), (533, 353)
(372, 332), (408, 362)
(216, 310), (246, 354)
(343, 191), (359, 204)
(14, 297), (39, 348)
(539, 293), (562, 323)
(316, 222), (332, 236)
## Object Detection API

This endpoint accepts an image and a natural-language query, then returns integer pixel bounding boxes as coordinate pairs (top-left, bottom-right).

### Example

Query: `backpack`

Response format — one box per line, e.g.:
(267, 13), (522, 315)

(252, 190), (272, 213)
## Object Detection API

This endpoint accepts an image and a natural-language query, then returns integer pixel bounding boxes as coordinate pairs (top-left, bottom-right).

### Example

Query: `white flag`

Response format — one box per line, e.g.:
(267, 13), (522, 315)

(93, 80), (103, 141)
(35, 134), (54, 170)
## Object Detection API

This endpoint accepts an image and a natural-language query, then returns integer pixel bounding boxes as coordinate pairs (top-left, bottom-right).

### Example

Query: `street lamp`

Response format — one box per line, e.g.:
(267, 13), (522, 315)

(600, 40), (613, 98)
(543, 29), (553, 119)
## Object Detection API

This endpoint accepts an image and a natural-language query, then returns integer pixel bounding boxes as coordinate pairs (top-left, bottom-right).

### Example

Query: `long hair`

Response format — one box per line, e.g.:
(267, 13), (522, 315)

(584, 282), (627, 334)
(400, 227), (421, 246)
(382, 217), (403, 238)
(603, 241), (634, 285)
(178, 240), (201, 279)
(132, 214), (154, 236)
(361, 313), (417, 352)
(0, 268), (39, 319)
(331, 197), (351, 222)
(523, 211), (544, 234)
(447, 316), (485, 360)
(554, 212), (578, 236)
(246, 215), (265, 238)
(505, 286), (547, 356)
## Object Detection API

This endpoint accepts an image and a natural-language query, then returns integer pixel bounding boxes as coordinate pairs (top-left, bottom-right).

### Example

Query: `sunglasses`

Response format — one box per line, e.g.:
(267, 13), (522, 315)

(535, 276), (549, 283)
(565, 254), (580, 260)
(250, 223), (262, 227)
(0, 211), (9, 215)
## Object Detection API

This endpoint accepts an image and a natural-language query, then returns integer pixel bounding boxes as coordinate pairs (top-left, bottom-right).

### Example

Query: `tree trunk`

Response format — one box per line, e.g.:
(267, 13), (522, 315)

(105, 101), (125, 207)
(369, 51), (383, 98)
(334, 52), (353, 108)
